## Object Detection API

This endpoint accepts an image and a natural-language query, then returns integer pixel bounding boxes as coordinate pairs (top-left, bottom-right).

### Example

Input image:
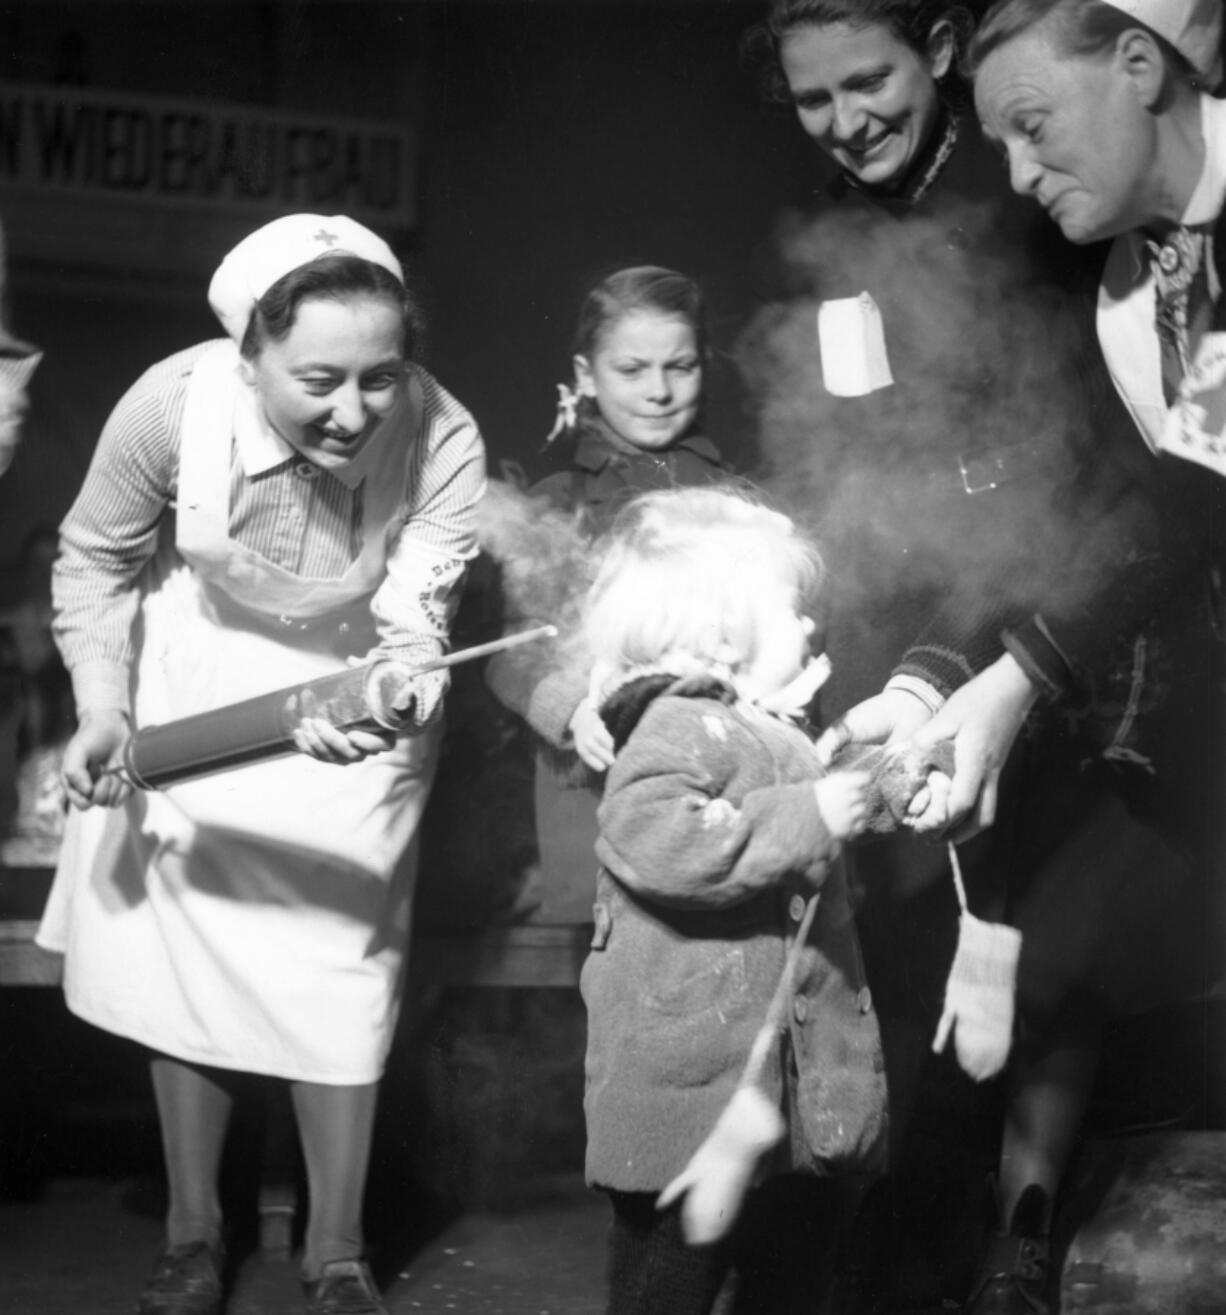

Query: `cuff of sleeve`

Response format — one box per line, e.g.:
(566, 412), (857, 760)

(71, 661), (132, 715)
(892, 643), (978, 702)
(1001, 616), (1072, 701)
(404, 667), (450, 730)
(526, 668), (588, 746)
(884, 673), (946, 715)
(0, 348), (43, 391)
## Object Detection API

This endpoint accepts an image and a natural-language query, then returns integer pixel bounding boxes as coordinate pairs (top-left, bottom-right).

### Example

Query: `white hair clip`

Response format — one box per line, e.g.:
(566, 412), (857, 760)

(542, 382), (581, 446)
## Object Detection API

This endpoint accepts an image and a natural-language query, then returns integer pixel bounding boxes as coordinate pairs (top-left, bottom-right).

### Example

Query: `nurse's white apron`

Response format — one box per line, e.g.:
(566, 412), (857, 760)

(39, 343), (440, 1084)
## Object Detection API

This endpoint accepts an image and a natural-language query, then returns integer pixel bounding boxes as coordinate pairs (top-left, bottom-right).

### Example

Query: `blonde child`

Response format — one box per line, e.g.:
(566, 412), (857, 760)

(579, 486), (887, 1315)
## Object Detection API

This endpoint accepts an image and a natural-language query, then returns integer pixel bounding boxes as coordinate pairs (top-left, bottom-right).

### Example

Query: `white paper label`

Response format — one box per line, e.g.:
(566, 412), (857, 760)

(817, 292), (894, 397)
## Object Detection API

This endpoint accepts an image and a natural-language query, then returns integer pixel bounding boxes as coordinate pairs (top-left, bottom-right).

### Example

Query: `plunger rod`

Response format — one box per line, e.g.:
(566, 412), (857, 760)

(115, 624), (557, 790)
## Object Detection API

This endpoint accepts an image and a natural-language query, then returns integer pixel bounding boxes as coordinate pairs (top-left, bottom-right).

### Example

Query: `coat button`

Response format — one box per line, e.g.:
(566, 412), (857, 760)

(788, 894), (806, 922)
(793, 996), (808, 1023)
(294, 460), (320, 480)
(858, 987), (873, 1014)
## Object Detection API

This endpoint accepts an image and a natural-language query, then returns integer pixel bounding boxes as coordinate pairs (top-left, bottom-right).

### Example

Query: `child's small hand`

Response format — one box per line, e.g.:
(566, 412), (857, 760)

(569, 697), (616, 772)
(905, 768), (953, 829)
(813, 770), (871, 841)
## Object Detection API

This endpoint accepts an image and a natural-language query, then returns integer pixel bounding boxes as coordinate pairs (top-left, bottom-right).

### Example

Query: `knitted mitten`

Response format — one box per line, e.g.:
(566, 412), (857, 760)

(933, 911), (1022, 1082)
(656, 1085), (785, 1245)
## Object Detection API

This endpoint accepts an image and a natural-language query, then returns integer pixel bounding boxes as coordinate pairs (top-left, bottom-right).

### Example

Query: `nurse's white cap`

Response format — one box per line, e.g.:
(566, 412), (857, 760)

(208, 214), (403, 344)
(1100, 0), (1222, 79)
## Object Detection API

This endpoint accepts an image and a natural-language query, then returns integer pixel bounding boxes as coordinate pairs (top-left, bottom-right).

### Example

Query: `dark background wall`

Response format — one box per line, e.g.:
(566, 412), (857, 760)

(417, 0), (813, 471)
(0, 0), (817, 572)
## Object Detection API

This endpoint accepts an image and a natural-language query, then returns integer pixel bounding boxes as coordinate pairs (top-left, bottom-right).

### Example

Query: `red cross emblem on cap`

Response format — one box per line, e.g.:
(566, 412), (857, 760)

(314, 228), (339, 247)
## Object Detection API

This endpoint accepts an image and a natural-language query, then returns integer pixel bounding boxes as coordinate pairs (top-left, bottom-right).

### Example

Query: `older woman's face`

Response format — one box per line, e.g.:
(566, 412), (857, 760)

(974, 22), (1159, 243)
(779, 20), (949, 188)
(242, 293), (408, 472)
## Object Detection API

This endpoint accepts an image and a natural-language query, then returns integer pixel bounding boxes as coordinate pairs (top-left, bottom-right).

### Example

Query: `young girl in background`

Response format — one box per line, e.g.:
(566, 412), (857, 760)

(580, 486), (887, 1315)
(486, 265), (729, 923)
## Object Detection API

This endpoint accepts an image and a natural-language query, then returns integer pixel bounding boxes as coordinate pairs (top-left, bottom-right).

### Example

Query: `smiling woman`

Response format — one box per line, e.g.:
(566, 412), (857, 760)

(240, 281), (409, 470)
(35, 213), (486, 1315)
(777, 13), (952, 189)
(747, 0), (975, 198)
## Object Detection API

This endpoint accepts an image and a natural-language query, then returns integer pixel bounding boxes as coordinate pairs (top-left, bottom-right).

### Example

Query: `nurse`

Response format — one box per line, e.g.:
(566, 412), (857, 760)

(37, 215), (486, 1315)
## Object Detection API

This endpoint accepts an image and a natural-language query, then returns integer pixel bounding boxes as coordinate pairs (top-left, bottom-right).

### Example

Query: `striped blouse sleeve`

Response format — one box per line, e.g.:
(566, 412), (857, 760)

(369, 366), (487, 662)
(51, 354), (189, 713)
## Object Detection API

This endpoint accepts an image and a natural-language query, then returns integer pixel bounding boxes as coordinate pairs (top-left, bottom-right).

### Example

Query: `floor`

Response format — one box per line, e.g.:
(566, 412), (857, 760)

(0, 1173), (608, 1315)
(4, 988), (1225, 1315)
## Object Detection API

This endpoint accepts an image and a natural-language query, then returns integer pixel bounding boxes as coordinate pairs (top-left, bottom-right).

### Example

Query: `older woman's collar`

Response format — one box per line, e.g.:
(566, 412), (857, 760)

(1124, 94), (1226, 279)
(1182, 93), (1226, 227)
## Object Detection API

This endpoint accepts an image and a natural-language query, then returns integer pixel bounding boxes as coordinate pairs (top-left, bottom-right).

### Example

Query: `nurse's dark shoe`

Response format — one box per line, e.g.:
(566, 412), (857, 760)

(135, 1240), (225, 1315)
(302, 1259), (388, 1315)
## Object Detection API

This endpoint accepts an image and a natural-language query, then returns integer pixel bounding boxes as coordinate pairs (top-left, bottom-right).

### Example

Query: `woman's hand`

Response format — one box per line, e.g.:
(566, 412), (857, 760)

(61, 709), (133, 810)
(291, 718), (396, 765)
(815, 687), (935, 766)
(569, 697), (615, 772)
(814, 770), (872, 842)
(905, 653), (1039, 838)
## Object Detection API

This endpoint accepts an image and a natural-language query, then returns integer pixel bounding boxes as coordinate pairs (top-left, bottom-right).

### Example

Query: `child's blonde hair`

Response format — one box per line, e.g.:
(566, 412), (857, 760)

(583, 485), (824, 691)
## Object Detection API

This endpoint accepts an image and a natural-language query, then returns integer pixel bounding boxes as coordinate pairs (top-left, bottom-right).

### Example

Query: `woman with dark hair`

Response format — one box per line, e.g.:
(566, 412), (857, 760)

(740, 4), (1201, 1312)
(37, 214), (486, 1315)
(746, 0), (975, 192)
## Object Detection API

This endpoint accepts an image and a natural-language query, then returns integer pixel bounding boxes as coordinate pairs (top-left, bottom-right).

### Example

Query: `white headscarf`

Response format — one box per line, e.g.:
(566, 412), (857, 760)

(1100, 0), (1223, 80)
(207, 214), (403, 344)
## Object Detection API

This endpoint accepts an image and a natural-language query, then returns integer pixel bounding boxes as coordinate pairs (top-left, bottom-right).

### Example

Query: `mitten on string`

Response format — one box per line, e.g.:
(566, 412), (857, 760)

(657, 1085), (785, 1246)
(657, 893), (819, 1245)
(933, 843), (1022, 1082)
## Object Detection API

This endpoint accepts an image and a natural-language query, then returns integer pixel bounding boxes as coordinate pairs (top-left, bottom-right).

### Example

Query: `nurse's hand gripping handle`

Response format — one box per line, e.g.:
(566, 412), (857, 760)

(116, 624), (557, 790)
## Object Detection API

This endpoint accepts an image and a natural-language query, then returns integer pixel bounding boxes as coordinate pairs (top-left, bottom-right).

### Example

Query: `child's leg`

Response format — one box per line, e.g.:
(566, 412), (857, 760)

(726, 1174), (844, 1315)
(150, 1055), (239, 1249)
(605, 1190), (730, 1315)
(289, 1079), (380, 1280)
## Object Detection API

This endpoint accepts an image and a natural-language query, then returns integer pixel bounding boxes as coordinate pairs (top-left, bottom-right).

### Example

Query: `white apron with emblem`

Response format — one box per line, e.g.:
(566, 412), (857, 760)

(38, 343), (441, 1084)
